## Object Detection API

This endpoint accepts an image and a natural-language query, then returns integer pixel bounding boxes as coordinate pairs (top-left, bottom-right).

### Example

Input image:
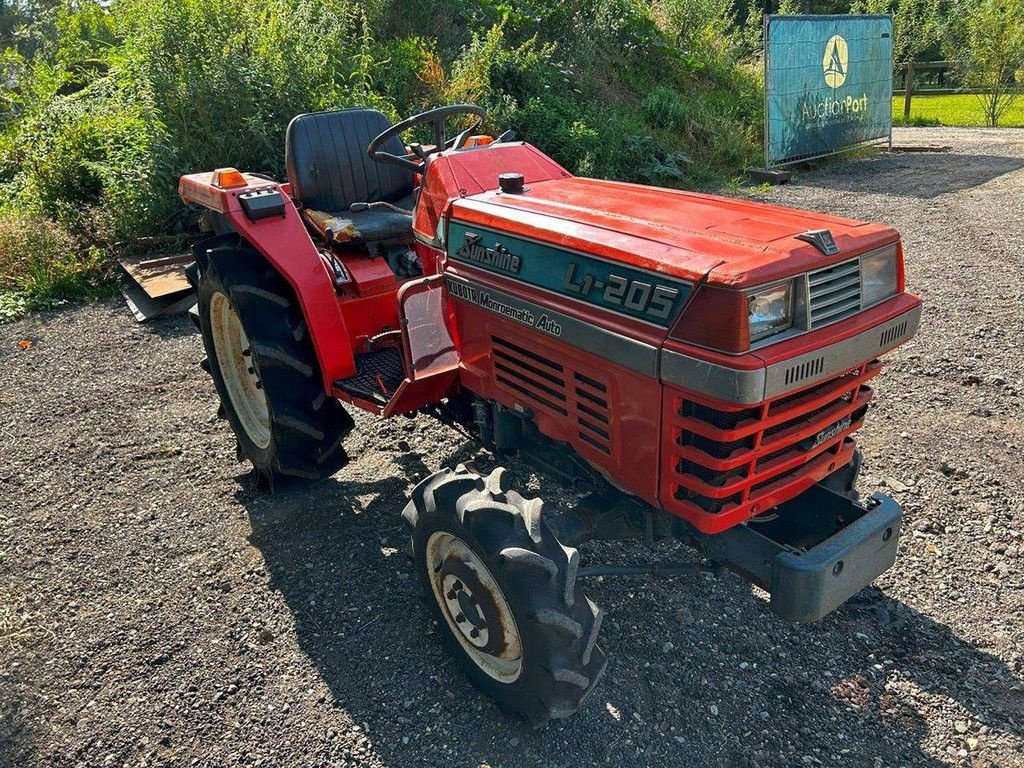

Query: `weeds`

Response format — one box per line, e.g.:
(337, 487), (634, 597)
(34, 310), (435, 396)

(0, 0), (763, 317)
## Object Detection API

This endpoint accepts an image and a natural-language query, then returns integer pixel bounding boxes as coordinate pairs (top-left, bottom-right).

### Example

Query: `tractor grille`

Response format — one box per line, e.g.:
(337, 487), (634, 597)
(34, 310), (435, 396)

(664, 361), (880, 532)
(491, 336), (614, 456)
(808, 258), (862, 329)
(574, 372), (611, 455)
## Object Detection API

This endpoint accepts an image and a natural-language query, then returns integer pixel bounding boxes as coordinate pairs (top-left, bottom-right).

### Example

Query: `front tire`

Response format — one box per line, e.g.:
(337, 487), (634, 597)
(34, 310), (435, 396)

(195, 241), (354, 488)
(403, 464), (607, 726)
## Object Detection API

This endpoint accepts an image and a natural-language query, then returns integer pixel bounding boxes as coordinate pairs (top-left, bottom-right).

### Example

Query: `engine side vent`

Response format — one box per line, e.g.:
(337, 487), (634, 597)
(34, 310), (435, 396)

(492, 336), (567, 415)
(880, 320), (908, 348)
(574, 372), (611, 455)
(807, 258), (862, 329)
(783, 356), (825, 387)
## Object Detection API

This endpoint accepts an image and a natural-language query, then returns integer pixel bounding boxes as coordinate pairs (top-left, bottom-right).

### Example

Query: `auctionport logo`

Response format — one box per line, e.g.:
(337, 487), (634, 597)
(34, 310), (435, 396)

(802, 93), (869, 122)
(823, 34), (848, 88)
(799, 32), (868, 125)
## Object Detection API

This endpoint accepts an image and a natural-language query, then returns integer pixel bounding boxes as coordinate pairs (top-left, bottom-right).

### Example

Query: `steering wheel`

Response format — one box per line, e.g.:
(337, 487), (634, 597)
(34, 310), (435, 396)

(368, 104), (486, 174)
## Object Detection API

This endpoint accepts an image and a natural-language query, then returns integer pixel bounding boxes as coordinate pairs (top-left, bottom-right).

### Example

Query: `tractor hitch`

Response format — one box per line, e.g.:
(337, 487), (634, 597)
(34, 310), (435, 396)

(679, 483), (902, 623)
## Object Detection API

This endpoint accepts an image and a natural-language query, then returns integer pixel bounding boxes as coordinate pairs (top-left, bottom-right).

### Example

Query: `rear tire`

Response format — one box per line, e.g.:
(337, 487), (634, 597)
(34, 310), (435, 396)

(195, 241), (354, 488)
(403, 464), (608, 726)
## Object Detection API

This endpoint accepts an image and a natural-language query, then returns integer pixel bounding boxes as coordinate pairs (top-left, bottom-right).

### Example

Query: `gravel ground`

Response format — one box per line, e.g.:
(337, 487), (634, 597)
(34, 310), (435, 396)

(2, 127), (1023, 768)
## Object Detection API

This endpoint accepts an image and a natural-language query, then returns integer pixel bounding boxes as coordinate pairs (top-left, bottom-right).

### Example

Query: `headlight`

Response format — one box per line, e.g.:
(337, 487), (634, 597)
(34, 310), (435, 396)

(860, 247), (898, 307)
(747, 281), (794, 342)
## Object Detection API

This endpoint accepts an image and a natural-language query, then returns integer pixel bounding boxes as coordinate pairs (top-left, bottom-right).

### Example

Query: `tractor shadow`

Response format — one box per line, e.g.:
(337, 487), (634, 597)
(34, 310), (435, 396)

(0, 667), (44, 768)
(796, 151), (1024, 199)
(139, 304), (198, 341)
(240, 448), (1023, 768)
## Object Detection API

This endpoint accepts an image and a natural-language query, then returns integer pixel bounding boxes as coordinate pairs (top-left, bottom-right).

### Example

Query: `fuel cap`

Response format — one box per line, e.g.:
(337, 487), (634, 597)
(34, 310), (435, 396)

(498, 172), (525, 194)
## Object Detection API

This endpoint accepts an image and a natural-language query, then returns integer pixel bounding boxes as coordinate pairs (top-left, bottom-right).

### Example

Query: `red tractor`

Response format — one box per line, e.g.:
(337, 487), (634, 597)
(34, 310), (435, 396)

(180, 105), (921, 725)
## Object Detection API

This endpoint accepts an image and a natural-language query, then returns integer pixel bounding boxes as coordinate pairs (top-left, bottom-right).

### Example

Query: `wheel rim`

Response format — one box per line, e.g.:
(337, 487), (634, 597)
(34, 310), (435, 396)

(209, 291), (271, 450)
(426, 531), (523, 683)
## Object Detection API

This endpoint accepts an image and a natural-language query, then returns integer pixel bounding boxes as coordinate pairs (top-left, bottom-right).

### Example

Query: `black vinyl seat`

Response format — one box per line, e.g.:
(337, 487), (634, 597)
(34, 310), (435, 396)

(285, 109), (414, 243)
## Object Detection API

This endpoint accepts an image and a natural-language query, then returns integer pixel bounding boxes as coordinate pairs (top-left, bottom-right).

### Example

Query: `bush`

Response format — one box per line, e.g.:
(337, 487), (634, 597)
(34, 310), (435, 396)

(0, 0), (763, 316)
(642, 86), (691, 130)
(0, 212), (106, 302)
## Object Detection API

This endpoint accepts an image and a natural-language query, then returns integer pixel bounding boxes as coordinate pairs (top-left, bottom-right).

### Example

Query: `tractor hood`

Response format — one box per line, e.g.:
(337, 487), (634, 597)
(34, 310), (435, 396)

(449, 176), (898, 288)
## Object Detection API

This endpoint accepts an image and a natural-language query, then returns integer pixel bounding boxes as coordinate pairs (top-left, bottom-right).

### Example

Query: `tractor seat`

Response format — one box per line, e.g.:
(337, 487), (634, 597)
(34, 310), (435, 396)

(285, 108), (414, 244)
(302, 196), (414, 244)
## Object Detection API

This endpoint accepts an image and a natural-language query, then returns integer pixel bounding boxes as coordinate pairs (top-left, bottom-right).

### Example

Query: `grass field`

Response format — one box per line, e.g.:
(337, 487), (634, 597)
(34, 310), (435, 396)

(893, 93), (1024, 127)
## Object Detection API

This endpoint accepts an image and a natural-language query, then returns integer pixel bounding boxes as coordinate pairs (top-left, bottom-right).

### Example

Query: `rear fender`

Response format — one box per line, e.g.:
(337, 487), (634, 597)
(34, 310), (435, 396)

(182, 172), (356, 387)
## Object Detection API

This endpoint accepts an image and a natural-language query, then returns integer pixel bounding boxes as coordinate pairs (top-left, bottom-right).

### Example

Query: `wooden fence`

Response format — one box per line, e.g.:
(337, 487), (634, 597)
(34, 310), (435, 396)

(897, 60), (1022, 118)
(899, 61), (960, 118)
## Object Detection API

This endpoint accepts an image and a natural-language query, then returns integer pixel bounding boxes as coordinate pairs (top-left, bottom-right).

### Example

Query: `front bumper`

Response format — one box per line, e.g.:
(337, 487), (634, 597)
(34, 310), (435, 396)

(661, 296), (922, 405)
(683, 482), (902, 622)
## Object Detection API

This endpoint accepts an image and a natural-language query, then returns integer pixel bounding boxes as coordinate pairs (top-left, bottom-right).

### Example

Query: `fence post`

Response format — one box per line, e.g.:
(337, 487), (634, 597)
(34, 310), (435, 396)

(903, 61), (914, 119)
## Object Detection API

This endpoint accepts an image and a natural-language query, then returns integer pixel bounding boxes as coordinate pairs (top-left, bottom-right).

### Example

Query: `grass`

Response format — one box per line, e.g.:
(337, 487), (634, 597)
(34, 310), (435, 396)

(0, 0), (763, 321)
(892, 94), (1024, 127)
(0, 213), (113, 322)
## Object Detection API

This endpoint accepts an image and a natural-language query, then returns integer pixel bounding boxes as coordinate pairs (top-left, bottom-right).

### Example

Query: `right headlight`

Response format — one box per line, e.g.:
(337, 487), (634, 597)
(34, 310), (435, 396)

(747, 280), (794, 343)
(860, 246), (898, 307)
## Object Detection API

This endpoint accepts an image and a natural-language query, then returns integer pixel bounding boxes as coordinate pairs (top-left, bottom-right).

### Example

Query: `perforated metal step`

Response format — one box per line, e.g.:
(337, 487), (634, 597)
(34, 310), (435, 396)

(334, 347), (405, 406)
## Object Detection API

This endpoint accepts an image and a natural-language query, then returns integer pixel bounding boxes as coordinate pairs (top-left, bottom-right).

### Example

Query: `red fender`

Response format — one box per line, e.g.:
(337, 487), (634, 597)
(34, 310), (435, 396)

(180, 172), (356, 390)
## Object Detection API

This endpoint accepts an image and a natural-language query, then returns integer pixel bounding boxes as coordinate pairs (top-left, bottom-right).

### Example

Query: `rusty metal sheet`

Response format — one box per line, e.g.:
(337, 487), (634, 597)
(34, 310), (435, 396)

(119, 253), (193, 299)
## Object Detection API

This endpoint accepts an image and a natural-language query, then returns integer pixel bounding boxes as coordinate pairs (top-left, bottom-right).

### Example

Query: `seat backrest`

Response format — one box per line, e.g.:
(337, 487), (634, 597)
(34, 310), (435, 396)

(285, 108), (413, 212)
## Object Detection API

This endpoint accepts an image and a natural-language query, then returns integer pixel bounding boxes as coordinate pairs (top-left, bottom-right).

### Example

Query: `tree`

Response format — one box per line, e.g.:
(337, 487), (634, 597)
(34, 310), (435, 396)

(1, 1), (61, 54)
(851, 0), (947, 66)
(958, 0), (1024, 125)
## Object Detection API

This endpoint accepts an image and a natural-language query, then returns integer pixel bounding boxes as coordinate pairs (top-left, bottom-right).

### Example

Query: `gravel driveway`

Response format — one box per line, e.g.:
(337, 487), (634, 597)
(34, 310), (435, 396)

(2, 127), (1023, 767)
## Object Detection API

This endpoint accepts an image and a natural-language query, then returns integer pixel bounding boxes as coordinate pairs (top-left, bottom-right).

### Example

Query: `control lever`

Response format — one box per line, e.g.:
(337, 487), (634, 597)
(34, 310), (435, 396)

(408, 142), (429, 160)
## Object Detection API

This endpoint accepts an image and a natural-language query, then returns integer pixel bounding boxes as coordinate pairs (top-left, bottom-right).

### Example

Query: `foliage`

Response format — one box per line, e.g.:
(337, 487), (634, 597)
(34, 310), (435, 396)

(653, 0), (736, 63)
(851, 0), (947, 65)
(0, 290), (30, 322)
(0, 0), (757, 314)
(953, 0), (1024, 126)
(0, 210), (107, 315)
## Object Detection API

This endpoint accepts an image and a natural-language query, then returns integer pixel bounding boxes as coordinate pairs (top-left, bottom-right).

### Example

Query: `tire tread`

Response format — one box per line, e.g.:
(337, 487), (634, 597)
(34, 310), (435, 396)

(405, 466), (607, 727)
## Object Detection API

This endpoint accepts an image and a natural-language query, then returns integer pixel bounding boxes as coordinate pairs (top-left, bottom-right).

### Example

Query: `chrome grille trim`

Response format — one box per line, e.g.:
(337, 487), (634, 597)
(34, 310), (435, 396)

(807, 258), (862, 328)
(660, 303), (922, 404)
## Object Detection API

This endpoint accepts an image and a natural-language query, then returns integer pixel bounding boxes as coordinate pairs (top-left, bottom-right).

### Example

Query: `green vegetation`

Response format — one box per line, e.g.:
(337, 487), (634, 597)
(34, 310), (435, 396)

(893, 93), (1024, 126)
(857, 0), (1024, 125)
(0, 0), (764, 318)
(1, 0), (1022, 319)
(956, 0), (1024, 126)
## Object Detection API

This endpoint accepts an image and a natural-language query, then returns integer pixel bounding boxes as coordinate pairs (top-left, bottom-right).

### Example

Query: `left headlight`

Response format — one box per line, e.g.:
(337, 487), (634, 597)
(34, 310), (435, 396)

(747, 280), (794, 342)
(860, 246), (898, 307)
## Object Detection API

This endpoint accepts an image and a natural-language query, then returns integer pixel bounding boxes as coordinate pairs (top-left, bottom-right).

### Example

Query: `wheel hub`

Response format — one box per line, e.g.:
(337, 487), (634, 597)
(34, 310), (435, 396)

(439, 557), (504, 652)
(426, 532), (523, 683)
(209, 291), (271, 449)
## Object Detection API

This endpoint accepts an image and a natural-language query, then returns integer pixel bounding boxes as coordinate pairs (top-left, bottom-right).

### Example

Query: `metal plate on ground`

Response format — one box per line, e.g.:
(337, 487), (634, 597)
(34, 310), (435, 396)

(119, 252), (195, 322)
(119, 253), (193, 298)
(121, 277), (197, 322)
